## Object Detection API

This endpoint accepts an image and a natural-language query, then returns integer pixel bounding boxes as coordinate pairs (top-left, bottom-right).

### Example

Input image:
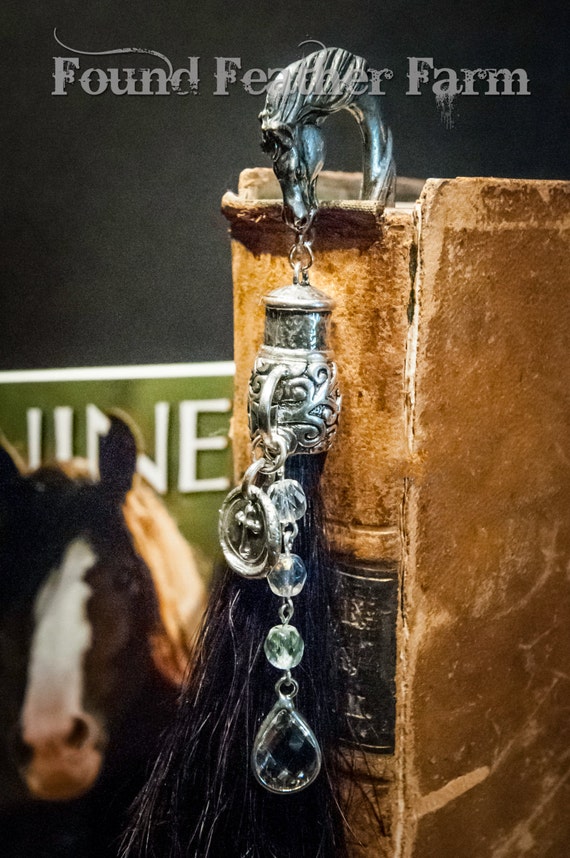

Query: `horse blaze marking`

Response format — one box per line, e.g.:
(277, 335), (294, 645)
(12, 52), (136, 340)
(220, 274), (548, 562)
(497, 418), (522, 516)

(22, 538), (97, 748)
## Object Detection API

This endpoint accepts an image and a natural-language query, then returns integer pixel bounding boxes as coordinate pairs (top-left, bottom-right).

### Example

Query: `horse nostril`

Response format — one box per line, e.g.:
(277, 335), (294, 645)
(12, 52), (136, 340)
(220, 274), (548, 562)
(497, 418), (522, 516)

(65, 716), (92, 750)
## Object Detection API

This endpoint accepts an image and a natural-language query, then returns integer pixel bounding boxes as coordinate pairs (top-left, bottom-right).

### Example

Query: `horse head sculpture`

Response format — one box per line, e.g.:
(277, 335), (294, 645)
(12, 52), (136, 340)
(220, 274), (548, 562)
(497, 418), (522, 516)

(259, 47), (396, 230)
(0, 416), (204, 808)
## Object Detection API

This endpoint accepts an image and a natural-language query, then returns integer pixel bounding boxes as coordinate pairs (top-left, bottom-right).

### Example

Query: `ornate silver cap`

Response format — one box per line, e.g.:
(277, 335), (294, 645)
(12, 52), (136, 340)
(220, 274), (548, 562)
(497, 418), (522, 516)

(249, 281), (340, 456)
(263, 283), (334, 353)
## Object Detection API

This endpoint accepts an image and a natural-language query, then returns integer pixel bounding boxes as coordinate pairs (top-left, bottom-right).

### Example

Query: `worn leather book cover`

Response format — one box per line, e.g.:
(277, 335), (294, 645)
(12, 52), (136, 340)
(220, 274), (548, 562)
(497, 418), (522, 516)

(223, 170), (570, 858)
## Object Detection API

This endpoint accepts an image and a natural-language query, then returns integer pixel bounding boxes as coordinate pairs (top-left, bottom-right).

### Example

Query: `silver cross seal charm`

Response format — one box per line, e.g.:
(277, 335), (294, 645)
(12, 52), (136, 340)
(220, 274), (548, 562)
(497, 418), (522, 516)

(219, 484), (281, 579)
(235, 502), (264, 558)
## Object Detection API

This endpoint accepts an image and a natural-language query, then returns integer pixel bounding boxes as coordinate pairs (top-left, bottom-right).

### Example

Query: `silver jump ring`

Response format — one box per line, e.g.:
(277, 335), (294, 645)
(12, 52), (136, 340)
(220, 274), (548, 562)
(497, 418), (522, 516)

(288, 238), (314, 274)
(275, 675), (299, 700)
(282, 522), (299, 552)
(278, 598), (294, 624)
(252, 433), (289, 474)
(241, 457), (266, 497)
(257, 364), (288, 449)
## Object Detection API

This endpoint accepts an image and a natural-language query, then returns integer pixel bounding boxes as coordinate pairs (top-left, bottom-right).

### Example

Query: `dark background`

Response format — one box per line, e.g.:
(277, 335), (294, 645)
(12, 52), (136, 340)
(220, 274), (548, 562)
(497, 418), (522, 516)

(1, 0), (568, 370)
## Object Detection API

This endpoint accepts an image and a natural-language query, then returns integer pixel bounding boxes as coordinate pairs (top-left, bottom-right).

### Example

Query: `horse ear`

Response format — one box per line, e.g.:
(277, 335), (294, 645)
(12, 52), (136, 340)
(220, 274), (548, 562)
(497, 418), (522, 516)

(0, 441), (21, 487)
(99, 412), (139, 499)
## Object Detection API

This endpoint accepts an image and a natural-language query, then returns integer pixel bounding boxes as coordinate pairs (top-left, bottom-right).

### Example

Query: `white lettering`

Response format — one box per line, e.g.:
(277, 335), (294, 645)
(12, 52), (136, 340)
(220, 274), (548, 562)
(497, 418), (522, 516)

(178, 399), (231, 492)
(54, 407), (73, 461)
(52, 57), (80, 96)
(485, 68), (530, 96)
(80, 67), (109, 96)
(368, 67), (392, 96)
(27, 408), (42, 469)
(433, 67), (463, 98)
(108, 68), (139, 96)
(241, 67), (268, 96)
(140, 67), (170, 95)
(171, 58), (200, 95)
(86, 405), (111, 477)
(18, 397), (232, 494)
(137, 402), (170, 494)
(407, 57), (434, 95)
(214, 57), (241, 95)
(461, 68), (484, 96)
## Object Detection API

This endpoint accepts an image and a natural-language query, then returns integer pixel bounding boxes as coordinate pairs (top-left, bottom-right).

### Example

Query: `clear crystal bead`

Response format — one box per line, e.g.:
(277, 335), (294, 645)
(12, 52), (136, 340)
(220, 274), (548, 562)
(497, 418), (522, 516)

(267, 553), (307, 597)
(252, 701), (322, 793)
(267, 479), (307, 523)
(264, 624), (304, 669)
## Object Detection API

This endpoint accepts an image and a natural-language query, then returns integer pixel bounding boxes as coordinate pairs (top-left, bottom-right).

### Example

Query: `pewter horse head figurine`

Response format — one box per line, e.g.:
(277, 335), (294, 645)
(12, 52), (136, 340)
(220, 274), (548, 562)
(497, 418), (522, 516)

(259, 47), (396, 230)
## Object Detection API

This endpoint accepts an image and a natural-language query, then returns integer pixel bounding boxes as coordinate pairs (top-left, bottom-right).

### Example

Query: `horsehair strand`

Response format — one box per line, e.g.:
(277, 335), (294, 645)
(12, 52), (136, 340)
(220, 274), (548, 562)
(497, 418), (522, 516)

(121, 453), (349, 858)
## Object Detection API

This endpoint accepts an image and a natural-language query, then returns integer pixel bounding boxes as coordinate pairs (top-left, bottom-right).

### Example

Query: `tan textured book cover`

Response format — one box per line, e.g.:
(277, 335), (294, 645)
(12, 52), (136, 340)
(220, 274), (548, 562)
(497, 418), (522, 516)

(223, 170), (570, 858)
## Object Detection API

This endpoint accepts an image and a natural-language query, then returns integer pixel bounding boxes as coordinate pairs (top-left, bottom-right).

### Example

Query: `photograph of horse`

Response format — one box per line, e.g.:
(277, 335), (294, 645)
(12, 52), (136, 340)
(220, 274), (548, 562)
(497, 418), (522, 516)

(0, 415), (206, 856)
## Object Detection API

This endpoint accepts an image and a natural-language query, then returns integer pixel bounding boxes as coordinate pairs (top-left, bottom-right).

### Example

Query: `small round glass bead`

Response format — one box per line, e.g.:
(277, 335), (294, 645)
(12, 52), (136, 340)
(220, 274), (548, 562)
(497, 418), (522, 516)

(268, 479), (307, 523)
(267, 553), (307, 597)
(264, 624), (304, 669)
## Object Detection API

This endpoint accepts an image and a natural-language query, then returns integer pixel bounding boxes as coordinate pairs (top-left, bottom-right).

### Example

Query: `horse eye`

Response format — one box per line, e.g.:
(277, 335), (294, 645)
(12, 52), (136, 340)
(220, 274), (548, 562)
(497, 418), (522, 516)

(116, 570), (131, 589)
(107, 561), (138, 591)
(260, 135), (278, 158)
(295, 166), (305, 181)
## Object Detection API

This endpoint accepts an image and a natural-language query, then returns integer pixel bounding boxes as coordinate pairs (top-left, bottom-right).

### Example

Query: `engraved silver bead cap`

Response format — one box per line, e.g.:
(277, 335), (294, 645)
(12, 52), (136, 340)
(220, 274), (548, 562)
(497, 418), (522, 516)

(249, 281), (341, 456)
(263, 282), (334, 353)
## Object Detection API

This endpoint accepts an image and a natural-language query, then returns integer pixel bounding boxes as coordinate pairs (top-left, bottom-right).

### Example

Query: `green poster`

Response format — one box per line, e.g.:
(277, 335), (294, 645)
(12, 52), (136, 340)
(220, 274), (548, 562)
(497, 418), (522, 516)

(0, 362), (234, 567)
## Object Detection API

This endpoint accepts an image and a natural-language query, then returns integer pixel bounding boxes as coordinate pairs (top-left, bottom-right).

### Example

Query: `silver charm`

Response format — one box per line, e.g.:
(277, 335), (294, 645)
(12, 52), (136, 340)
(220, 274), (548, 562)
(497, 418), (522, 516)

(251, 678), (322, 794)
(219, 482), (281, 579)
(219, 46), (395, 795)
(259, 46), (396, 231)
(249, 282), (341, 456)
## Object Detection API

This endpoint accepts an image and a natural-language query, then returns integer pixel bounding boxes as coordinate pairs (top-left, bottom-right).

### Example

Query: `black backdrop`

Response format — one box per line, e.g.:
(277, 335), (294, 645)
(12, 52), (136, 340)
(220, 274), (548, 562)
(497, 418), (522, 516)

(1, 0), (568, 370)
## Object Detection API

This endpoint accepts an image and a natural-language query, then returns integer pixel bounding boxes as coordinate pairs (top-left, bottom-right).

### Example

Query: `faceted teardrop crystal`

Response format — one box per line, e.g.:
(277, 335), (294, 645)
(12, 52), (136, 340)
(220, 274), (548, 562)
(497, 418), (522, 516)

(267, 479), (307, 523)
(267, 553), (307, 597)
(252, 702), (322, 793)
(264, 624), (304, 669)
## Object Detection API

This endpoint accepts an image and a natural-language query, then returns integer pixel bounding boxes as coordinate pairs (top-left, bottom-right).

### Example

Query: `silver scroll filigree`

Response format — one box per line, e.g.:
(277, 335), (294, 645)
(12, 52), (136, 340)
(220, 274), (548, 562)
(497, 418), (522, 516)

(249, 354), (341, 456)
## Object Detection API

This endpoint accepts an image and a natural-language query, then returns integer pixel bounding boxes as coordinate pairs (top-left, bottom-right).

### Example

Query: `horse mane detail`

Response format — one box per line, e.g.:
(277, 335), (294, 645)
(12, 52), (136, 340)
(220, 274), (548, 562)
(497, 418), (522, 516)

(260, 47), (368, 130)
(259, 46), (396, 226)
(123, 478), (206, 686)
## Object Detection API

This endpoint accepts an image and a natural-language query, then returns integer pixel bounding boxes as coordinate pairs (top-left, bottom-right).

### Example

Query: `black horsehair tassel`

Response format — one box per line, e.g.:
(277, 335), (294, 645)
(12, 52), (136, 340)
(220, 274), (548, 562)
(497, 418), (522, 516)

(121, 454), (348, 858)
(122, 241), (348, 858)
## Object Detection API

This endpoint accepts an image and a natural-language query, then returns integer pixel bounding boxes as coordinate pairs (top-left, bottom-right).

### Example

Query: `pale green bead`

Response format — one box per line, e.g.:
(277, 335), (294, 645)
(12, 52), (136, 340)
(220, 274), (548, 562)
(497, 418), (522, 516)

(267, 553), (307, 597)
(264, 624), (304, 669)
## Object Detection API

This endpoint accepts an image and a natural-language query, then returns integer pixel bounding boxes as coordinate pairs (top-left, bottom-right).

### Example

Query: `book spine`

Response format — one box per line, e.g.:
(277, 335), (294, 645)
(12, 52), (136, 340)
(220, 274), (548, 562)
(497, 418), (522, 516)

(223, 185), (416, 856)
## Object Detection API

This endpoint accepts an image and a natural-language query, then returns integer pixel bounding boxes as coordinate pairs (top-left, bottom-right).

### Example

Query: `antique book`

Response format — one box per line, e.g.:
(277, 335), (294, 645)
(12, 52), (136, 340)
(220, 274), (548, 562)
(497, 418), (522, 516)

(222, 170), (570, 858)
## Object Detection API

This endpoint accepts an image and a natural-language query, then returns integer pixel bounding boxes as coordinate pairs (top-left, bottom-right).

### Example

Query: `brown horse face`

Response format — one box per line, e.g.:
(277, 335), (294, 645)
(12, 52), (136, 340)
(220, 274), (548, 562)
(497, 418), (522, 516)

(0, 419), (160, 801)
(19, 534), (104, 800)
